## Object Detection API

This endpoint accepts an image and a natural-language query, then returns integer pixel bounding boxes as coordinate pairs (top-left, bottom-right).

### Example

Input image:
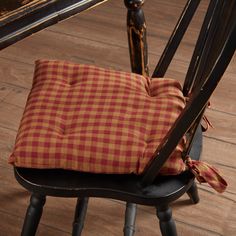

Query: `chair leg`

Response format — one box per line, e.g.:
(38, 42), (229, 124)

(123, 202), (137, 236)
(21, 194), (46, 236)
(72, 197), (89, 236)
(156, 205), (177, 236)
(187, 181), (200, 204)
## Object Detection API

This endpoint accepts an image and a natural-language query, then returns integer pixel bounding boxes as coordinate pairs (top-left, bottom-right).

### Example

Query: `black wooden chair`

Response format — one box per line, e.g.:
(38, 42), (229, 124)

(10, 0), (235, 235)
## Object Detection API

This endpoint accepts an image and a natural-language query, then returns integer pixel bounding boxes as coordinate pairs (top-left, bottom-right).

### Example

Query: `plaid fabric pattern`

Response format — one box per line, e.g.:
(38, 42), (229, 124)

(9, 60), (186, 175)
(185, 157), (227, 193)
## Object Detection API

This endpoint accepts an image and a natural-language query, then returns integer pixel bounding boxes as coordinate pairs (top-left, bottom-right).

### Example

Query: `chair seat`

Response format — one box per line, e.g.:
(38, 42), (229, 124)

(10, 59), (186, 175)
(14, 167), (194, 205)
(14, 122), (203, 204)
(15, 125), (203, 202)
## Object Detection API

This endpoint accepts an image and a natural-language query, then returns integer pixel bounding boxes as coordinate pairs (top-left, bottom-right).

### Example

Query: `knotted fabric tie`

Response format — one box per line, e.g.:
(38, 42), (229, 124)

(185, 157), (227, 193)
(201, 115), (214, 132)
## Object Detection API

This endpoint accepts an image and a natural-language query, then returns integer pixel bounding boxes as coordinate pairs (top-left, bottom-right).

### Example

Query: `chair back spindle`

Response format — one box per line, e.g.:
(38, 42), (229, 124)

(183, 0), (236, 155)
(141, 0), (236, 186)
(125, 0), (149, 76)
(183, 0), (223, 96)
(182, 0), (226, 157)
(190, 0), (235, 94)
(152, 0), (201, 78)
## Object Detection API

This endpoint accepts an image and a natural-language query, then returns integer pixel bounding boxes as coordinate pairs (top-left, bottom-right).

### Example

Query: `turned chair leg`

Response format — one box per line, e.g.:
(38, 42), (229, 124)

(123, 202), (137, 236)
(21, 194), (46, 236)
(187, 181), (200, 204)
(156, 205), (177, 236)
(72, 197), (89, 236)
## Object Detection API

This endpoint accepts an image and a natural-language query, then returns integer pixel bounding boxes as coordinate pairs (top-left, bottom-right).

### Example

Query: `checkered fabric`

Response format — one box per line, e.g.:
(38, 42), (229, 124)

(9, 60), (186, 175)
(185, 157), (227, 193)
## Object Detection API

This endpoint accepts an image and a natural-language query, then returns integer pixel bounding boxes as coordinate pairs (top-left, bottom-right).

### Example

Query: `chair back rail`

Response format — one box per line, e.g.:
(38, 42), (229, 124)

(141, 0), (236, 186)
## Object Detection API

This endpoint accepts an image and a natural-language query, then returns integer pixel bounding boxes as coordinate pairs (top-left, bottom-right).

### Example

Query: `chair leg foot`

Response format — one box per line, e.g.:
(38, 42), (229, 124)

(123, 202), (137, 236)
(21, 194), (46, 236)
(187, 181), (200, 204)
(156, 205), (177, 236)
(72, 197), (89, 236)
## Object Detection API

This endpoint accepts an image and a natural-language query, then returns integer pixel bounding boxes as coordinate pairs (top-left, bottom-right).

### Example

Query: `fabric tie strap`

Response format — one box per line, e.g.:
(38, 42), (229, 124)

(185, 157), (227, 193)
(201, 115), (214, 132)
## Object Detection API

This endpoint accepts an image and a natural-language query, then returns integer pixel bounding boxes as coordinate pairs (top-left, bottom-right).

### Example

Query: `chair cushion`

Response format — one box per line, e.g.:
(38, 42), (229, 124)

(9, 60), (186, 175)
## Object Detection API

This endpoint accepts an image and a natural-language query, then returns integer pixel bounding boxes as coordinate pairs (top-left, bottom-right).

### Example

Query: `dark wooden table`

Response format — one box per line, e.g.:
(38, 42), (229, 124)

(0, 0), (108, 50)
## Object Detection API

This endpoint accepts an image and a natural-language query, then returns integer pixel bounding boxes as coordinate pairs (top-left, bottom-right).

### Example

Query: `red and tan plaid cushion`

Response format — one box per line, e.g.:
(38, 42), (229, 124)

(9, 60), (186, 175)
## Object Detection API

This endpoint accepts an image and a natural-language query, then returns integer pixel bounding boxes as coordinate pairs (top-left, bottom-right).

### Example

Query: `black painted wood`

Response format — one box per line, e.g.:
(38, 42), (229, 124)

(124, 0), (149, 229)
(0, 0), (33, 15)
(21, 194), (46, 236)
(187, 181), (199, 204)
(0, 0), (107, 50)
(123, 203), (137, 236)
(190, 0), (225, 94)
(124, 0), (149, 76)
(156, 205), (177, 236)
(191, 0), (236, 93)
(72, 198), (89, 236)
(152, 0), (200, 78)
(14, 168), (197, 206)
(141, 1), (236, 185)
(183, 0), (221, 96)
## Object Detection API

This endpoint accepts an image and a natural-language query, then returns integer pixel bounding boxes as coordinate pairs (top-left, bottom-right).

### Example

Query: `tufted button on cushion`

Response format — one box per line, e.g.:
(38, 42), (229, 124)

(9, 60), (186, 175)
